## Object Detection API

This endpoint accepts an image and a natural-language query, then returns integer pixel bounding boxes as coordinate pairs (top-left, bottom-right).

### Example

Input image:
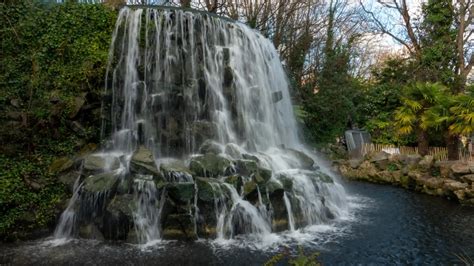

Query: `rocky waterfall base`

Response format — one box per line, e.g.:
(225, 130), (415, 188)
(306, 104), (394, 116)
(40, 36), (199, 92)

(53, 144), (345, 243)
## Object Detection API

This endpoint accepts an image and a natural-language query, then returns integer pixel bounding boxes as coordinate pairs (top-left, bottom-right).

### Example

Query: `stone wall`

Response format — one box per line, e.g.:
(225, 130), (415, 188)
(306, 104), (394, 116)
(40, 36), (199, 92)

(337, 151), (474, 206)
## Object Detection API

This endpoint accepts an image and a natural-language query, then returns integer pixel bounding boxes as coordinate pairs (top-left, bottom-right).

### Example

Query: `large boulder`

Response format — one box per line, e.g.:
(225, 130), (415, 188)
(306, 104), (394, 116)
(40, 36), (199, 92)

(103, 194), (135, 240)
(451, 162), (471, 177)
(83, 171), (120, 193)
(196, 177), (222, 202)
(370, 151), (390, 170)
(130, 146), (160, 176)
(285, 148), (315, 169)
(84, 154), (120, 172)
(167, 182), (195, 203)
(189, 154), (233, 177)
(224, 143), (243, 159)
(160, 159), (192, 182)
(198, 140), (223, 155)
(235, 159), (272, 184)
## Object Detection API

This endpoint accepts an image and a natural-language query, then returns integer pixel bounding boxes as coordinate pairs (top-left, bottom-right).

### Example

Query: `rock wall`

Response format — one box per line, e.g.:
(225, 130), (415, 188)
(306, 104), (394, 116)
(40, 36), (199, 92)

(337, 151), (474, 206)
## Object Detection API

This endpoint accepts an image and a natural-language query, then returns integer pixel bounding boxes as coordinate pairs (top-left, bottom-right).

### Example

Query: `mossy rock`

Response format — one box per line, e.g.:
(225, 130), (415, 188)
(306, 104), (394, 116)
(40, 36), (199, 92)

(277, 174), (293, 191)
(189, 154), (233, 177)
(160, 160), (192, 182)
(83, 171), (120, 193)
(308, 171), (333, 183)
(196, 177), (222, 202)
(198, 140), (223, 155)
(224, 175), (243, 193)
(265, 179), (284, 194)
(285, 148), (315, 169)
(243, 180), (257, 196)
(255, 167), (272, 184)
(236, 159), (258, 176)
(225, 143), (243, 159)
(132, 146), (155, 164)
(107, 194), (135, 218)
(84, 154), (120, 172)
(168, 182), (195, 203)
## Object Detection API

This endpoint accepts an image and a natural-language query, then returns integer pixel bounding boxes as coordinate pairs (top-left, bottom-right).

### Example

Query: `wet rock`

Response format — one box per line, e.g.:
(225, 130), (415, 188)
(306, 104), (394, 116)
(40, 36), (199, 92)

(196, 177), (221, 202)
(83, 171), (120, 193)
(224, 175), (243, 193)
(132, 146), (154, 164)
(189, 154), (233, 177)
(160, 159), (192, 182)
(198, 140), (222, 155)
(224, 143), (243, 159)
(162, 214), (197, 240)
(242, 153), (260, 162)
(243, 180), (257, 197)
(58, 171), (81, 192)
(84, 154), (120, 172)
(272, 91), (283, 103)
(103, 194), (135, 240)
(130, 147), (161, 177)
(168, 182), (195, 203)
(79, 224), (104, 240)
(285, 148), (315, 169)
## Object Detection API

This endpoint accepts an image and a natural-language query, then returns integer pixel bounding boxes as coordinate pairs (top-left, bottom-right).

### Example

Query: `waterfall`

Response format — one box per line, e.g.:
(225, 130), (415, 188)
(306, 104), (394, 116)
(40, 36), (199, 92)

(53, 6), (347, 245)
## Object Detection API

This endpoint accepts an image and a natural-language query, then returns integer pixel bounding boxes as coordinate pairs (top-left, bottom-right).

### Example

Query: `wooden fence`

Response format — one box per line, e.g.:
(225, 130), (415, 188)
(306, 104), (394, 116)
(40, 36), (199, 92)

(361, 143), (473, 161)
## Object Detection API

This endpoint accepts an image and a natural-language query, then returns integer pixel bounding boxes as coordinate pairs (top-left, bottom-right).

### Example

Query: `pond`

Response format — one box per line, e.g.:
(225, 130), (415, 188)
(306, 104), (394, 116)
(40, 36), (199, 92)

(2, 180), (473, 265)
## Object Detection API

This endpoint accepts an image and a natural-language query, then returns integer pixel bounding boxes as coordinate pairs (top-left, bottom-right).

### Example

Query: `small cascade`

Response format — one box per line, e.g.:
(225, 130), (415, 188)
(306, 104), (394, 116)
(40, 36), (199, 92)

(222, 183), (271, 239)
(133, 176), (162, 243)
(283, 192), (295, 232)
(54, 175), (83, 239)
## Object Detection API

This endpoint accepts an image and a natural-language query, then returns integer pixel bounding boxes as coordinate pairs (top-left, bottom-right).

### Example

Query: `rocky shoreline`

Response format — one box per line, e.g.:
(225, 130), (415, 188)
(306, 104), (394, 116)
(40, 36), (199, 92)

(336, 151), (474, 206)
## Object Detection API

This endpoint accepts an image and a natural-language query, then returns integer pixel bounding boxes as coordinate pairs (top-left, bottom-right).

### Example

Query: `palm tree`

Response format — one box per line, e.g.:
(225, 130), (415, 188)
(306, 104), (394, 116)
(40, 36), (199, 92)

(422, 86), (473, 160)
(394, 82), (447, 156)
(450, 88), (474, 136)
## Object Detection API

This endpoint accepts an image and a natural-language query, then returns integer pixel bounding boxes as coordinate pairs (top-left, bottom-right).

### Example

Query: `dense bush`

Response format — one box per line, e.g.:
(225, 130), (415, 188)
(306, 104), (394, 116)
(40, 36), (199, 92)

(0, 1), (116, 240)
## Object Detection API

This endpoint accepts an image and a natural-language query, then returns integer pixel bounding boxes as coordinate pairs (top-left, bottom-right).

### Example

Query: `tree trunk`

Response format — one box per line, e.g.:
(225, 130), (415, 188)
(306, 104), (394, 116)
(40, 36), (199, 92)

(417, 128), (429, 156)
(446, 134), (459, 160)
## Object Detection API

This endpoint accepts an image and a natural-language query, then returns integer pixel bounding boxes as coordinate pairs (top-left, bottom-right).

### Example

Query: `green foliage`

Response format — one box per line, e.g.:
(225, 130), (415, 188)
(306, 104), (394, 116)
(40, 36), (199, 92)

(0, 155), (66, 240)
(419, 0), (457, 86)
(0, 1), (116, 240)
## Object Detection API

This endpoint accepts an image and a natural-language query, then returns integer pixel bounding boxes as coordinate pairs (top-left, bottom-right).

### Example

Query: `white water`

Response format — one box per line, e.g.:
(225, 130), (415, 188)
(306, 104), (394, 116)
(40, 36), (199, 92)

(133, 175), (163, 244)
(53, 174), (83, 239)
(53, 7), (348, 246)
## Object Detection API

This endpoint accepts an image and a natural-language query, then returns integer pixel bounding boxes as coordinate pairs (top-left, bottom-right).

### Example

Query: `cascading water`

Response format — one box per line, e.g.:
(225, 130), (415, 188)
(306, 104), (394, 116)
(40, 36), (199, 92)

(53, 6), (348, 246)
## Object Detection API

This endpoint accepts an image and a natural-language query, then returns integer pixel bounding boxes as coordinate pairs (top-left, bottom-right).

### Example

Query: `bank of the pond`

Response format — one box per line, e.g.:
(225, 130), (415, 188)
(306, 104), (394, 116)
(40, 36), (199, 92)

(337, 151), (474, 206)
